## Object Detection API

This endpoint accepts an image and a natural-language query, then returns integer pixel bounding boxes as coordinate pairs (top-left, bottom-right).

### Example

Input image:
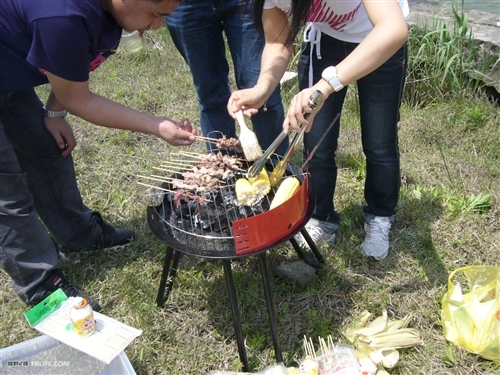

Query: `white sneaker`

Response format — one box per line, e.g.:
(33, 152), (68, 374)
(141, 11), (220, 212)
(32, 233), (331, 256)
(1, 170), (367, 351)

(296, 218), (338, 247)
(361, 216), (391, 260)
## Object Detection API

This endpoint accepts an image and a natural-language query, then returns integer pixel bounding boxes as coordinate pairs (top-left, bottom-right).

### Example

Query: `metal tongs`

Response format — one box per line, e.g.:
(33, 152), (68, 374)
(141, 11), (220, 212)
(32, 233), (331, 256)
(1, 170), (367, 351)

(247, 90), (324, 181)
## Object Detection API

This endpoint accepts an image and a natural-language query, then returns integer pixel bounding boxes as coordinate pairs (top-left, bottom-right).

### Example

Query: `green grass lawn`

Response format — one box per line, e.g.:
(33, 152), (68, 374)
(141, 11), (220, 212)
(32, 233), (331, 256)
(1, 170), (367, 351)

(1, 23), (499, 375)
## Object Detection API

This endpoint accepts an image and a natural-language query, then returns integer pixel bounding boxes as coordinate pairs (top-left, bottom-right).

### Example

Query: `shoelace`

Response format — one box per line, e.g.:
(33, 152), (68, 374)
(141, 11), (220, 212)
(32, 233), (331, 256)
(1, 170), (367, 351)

(306, 225), (326, 242)
(365, 221), (390, 243)
(56, 278), (81, 298)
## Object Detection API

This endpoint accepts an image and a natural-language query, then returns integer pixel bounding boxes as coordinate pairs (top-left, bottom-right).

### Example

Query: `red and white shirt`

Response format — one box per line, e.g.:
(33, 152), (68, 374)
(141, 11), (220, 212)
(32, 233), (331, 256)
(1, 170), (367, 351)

(263, 0), (409, 43)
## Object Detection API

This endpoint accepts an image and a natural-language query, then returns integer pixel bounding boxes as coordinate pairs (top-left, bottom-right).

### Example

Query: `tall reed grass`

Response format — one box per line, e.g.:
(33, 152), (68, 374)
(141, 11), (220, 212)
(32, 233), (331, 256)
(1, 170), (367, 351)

(405, 3), (497, 107)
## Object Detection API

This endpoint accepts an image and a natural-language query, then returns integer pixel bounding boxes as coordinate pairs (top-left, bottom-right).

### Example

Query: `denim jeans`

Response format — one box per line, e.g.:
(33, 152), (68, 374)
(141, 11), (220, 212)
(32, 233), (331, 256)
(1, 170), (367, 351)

(298, 34), (407, 224)
(0, 89), (102, 304)
(165, 0), (288, 155)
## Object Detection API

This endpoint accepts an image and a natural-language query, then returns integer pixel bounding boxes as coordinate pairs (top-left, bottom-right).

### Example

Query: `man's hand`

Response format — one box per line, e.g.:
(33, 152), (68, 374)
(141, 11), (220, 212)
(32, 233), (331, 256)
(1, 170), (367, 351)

(158, 117), (196, 146)
(44, 117), (77, 157)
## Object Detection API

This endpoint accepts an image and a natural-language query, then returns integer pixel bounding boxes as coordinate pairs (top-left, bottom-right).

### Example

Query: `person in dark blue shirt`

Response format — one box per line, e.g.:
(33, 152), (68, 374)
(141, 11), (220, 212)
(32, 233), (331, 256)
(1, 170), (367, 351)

(0, 0), (195, 311)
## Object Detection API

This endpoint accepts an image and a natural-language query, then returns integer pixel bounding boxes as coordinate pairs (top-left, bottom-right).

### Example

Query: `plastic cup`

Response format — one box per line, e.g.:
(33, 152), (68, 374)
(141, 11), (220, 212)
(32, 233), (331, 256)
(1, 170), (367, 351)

(120, 30), (143, 53)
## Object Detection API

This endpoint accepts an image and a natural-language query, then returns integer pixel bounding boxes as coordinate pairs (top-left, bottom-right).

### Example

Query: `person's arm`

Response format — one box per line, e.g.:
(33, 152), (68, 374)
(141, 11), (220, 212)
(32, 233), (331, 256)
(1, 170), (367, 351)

(336, 0), (409, 86)
(45, 72), (196, 146)
(287, 0), (409, 131)
(227, 7), (292, 117)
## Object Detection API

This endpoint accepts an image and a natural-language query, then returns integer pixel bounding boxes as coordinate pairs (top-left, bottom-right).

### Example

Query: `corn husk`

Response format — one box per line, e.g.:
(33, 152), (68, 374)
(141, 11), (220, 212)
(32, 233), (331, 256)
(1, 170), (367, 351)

(342, 309), (423, 369)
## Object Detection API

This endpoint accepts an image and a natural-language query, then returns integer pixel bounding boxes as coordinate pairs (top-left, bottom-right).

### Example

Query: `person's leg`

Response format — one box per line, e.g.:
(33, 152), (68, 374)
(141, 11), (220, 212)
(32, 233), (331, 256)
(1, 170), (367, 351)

(223, 0), (288, 155)
(1, 89), (133, 256)
(357, 43), (407, 259)
(1, 89), (102, 250)
(358, 44), (407, 218)
(0, 92), (100, 309)
(293, 35), (350, 245)
(297, 35), (348, 226)
(0, 117), (58, 303)
(165, 1), (237, 150)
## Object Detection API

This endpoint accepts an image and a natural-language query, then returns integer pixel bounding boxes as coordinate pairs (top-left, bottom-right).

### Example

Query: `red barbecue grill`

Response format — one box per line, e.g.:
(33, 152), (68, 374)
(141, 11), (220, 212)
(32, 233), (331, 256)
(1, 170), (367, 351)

(146, 154), (324, 372)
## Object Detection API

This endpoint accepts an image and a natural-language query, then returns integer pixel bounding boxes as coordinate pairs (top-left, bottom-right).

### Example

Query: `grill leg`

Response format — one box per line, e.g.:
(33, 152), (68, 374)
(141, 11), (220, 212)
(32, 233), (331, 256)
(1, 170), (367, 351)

(156, 247), (181, 307)
(258, 253), (283, 363)
(289, 229), (324, 269)
(222, 259), (249, 372)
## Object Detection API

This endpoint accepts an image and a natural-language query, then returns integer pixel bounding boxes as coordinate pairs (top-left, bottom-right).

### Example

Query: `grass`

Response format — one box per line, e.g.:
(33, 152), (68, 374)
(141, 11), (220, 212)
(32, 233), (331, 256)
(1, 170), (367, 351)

(405, 2), (499, 107)
(1, 14), (500, 375)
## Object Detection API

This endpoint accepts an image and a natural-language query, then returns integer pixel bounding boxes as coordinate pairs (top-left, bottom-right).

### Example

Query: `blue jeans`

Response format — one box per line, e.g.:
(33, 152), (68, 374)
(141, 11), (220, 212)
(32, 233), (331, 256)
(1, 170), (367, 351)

(0, 89), (102, 304)
(298, 34), (407, 224)
(165, 0), (288, 155)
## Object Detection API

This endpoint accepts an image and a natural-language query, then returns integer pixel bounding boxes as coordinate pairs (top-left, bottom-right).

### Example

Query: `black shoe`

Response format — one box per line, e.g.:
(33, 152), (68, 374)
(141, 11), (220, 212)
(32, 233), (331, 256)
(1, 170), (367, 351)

(59, 211), (135, 262)
(34, 269), (102, 312)
(92, 211), (135, 250)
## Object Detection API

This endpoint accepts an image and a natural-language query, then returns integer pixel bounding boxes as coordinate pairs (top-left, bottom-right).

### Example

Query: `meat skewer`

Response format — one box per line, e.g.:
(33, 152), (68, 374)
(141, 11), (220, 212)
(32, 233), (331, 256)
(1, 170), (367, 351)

(195, 135), (244, 153)
(140, 152), (244, 205)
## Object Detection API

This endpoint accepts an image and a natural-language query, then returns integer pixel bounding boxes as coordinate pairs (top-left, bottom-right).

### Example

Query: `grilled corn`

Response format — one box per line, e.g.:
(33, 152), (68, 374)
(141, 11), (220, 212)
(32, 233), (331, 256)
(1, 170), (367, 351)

(270, 177), (300, 209)
(235, 178), (257, 206)
(248, 167), (271, 196)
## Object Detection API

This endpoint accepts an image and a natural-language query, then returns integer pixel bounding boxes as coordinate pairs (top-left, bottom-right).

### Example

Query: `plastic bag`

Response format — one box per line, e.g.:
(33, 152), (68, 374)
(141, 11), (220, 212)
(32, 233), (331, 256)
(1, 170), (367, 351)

(441, 265), (500, 364)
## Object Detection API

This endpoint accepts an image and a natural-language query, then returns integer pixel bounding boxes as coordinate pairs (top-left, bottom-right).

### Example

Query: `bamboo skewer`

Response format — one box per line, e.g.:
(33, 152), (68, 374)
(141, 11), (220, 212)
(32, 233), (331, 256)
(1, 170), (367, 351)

(153, 166), (185, 173)
(136, 174), (172, 184)
(195, 135), (219, 143)
(137, 181), (173, 193)
(169, 150), (246, 162)
(162, 157), (200, 164)
(302, 336), (316, 359)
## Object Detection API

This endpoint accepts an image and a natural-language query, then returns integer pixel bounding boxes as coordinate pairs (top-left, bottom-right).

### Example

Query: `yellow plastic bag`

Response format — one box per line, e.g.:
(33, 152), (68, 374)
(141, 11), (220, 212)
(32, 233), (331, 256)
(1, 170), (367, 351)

(441, 265), (500, 364)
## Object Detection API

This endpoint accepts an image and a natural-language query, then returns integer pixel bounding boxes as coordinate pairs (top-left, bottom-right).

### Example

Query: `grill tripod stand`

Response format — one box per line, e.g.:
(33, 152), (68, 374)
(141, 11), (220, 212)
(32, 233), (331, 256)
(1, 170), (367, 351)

(152, 223), (324, 372)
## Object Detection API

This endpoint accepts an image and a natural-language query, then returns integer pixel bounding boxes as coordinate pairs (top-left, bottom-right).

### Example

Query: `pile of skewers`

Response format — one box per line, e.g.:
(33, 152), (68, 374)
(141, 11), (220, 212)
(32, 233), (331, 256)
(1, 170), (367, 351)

(138, 150), (245, 207)
(297, 335), (360, 375)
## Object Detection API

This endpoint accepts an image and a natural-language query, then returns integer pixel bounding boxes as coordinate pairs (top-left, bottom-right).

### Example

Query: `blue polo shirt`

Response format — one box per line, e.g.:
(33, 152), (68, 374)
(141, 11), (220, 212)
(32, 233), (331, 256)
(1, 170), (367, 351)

(0, 0), (122, 94)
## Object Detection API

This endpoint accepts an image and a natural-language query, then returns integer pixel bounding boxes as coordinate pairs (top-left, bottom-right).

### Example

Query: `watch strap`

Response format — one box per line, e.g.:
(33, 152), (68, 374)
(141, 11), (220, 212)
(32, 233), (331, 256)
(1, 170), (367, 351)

(43, 105), (67, 118)
(321, 66), (344, 92)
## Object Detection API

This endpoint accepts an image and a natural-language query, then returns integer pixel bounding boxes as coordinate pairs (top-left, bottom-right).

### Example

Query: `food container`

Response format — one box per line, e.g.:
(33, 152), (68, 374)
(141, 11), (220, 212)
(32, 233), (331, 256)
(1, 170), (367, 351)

(315, 345), (359, 374)
(120, 31), (143, 53)
(69, 298), (96, 337)
(0, 335), (136, 375)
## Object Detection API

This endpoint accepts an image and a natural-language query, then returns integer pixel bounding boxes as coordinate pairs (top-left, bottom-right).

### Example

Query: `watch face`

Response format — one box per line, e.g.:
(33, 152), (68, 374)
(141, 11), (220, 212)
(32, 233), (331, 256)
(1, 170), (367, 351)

(322, 67), (343, 91)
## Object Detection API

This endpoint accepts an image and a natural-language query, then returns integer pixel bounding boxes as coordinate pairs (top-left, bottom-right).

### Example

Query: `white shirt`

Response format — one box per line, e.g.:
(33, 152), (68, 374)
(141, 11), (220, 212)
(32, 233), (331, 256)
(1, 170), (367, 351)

(263, 0), (410, 43)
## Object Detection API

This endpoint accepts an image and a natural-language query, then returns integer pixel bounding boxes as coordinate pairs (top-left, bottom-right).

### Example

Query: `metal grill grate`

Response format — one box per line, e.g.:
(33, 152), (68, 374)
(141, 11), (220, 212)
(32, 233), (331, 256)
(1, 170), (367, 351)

(146, 154), (308, 258)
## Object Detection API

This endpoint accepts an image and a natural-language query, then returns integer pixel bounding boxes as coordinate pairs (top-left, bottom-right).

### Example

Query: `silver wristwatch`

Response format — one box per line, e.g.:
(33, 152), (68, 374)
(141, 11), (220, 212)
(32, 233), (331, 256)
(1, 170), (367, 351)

(43, 105), (67, 118)
(321, 66), (344, 92)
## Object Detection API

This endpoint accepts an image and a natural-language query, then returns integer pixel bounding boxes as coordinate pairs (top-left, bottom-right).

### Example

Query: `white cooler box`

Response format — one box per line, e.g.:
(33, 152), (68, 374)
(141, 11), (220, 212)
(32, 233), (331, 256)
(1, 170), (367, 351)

(0, 335), (136, 375)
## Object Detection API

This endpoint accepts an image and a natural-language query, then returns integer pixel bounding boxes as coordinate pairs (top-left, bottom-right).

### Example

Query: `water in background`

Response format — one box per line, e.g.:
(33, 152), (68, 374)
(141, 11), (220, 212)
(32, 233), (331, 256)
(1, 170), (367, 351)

(409, 0), (500, 15)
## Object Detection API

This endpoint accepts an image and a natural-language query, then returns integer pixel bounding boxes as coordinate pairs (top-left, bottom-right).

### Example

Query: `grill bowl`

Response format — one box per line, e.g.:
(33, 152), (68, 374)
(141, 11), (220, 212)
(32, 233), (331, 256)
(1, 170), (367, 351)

(147, 159), (312, 258)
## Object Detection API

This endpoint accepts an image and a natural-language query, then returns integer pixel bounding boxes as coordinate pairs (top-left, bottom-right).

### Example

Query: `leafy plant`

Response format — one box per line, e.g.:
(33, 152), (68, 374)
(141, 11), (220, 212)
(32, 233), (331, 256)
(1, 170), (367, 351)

(413, 185), (493, 217)
(405, 2), (489, 107)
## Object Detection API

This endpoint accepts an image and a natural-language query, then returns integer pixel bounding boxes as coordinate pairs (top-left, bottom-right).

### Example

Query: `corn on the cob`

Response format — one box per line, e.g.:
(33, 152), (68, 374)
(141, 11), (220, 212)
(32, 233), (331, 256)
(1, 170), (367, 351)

(353, 310), (389, 337)
(269, 160), (286, 187)
(342, 309), (423, 369)
(269, 177), (300, 209)
(248, 168), (271, 196)
(362, 328), (424, 350)
(235, 178), (257, 206)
